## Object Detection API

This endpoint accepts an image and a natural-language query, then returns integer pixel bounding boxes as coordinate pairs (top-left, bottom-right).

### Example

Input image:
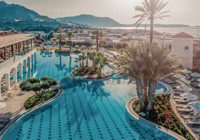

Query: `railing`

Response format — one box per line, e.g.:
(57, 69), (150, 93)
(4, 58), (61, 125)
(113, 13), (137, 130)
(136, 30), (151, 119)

(0, 47), (35, 71)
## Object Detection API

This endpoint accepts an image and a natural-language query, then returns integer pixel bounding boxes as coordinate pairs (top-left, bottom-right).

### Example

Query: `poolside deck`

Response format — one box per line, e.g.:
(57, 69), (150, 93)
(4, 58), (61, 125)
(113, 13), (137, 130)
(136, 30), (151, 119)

(0, 85), (34, 128)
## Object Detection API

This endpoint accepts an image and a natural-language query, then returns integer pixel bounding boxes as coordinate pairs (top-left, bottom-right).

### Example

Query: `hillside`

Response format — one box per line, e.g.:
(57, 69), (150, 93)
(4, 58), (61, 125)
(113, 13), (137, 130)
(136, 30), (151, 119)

(0, 1), (50, 20)
(56, 14), (123, 27)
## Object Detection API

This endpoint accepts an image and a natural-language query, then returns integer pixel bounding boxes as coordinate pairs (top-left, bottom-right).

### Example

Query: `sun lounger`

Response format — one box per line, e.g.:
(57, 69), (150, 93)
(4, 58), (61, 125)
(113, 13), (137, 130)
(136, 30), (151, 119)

(187, 120), (200, 125)
(177, 108), (193, 113)
(193, 128), (200, 133)
(176, 104), (190, 109)
(175, 99), (189, 104)
(174, 96), (187, 100)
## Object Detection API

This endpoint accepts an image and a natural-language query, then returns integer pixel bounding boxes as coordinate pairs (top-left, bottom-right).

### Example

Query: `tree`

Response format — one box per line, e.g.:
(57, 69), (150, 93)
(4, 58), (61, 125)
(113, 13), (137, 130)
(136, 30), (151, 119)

(92, 30), (103, 52)
(57, 34), (65, 50)
(20, 77), (57, 98)
(41, 81), (50, 92)
(67, 32), (74, 50)
(36, 33), (42, 40)
(47, 31), (55, 40)
(75, 55), (83, 68)
(86, 52), (91, 67)
(99, 57), (108, 75)
(116, 42), (185, 113)
(133, 0), (169, 42)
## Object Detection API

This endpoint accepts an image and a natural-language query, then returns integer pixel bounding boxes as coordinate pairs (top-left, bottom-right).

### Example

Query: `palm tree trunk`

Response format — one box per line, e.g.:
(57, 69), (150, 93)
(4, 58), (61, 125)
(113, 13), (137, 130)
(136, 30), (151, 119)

(143, 79), (148, 106)
(136, 80), (145, 111)
(69, 37), (71, 50)
(96, 38), (99, 52)
(82, 61), (84, 68)
(150, 19), (154, 43)
(79, 62), (81, 68)
(146, 80), (157, 112)
(59, 39), (61, 50)
(86, 58), (89, 67)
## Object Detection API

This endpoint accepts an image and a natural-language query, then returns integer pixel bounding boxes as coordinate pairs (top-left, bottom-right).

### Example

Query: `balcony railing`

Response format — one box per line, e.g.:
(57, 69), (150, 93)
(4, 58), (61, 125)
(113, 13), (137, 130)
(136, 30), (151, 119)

(0, 47), (35, 71)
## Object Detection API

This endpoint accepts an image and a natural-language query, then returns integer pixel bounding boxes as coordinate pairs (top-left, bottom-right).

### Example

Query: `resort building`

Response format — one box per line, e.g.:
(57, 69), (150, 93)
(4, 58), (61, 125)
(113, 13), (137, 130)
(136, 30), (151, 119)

(0, 32), (36, 101)
(145, 31), (200, 70)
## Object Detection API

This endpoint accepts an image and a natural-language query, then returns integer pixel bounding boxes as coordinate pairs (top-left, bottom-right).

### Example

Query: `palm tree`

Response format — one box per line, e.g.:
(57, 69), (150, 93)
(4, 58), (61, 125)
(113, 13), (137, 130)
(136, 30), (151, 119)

(67, 32), (74, 50)
(81, 53), (86, 68)
(57, 34), (65, 50)
(116, 42), (185, 113)
(133, 0), (169, 42)
(99, 57), (108, 75)
(86, 52), (91, 67)
(92, 30), (103, 52)
(75, 55), (83, 68)
(55, 55), (66, 71)
(92, 55), (101, 71)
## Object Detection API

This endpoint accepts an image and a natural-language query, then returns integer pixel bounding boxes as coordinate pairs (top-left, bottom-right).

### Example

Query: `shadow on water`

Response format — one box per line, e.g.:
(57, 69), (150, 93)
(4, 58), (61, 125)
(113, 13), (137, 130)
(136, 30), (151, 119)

(59, 77), (111, 137)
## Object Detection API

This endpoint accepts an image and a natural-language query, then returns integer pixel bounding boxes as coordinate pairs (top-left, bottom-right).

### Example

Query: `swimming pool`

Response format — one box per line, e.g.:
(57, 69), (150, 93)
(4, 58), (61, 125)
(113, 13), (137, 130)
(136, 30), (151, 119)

(1, 51), (176, 140)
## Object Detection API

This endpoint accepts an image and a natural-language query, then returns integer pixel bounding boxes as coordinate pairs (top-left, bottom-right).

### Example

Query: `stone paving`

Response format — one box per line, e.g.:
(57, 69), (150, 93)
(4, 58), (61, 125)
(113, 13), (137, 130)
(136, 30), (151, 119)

(0, 86), (34, 121)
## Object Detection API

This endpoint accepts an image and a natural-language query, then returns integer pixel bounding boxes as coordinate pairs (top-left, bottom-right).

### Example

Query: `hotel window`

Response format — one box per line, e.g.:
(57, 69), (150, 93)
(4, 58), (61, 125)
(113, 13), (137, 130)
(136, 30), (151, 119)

(168, 44), (172, 50)
(184, 46), (190, 52)
(165, 44), (172, 50)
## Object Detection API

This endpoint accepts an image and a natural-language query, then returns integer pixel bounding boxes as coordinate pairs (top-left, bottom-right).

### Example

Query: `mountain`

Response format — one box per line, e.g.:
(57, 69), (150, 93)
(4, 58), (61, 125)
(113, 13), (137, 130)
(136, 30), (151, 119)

(0, 1), (51, 20)
(56, 14), (193, 28)
(56, 14), (123, 27)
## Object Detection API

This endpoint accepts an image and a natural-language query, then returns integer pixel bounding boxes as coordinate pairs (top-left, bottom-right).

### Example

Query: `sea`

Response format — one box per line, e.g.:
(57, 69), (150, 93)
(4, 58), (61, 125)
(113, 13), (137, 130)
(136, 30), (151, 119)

(104, 27), (200, 37)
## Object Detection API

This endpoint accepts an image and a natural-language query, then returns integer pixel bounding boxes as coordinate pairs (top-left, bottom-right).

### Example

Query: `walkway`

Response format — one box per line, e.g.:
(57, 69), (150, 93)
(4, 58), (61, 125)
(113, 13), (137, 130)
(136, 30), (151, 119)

(0, 85), (34, 122)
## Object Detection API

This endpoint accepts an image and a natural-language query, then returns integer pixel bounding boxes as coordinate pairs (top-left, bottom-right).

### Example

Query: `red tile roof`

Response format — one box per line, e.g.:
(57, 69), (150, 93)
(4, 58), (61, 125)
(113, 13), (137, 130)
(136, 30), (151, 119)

(173, 32), (193, 38)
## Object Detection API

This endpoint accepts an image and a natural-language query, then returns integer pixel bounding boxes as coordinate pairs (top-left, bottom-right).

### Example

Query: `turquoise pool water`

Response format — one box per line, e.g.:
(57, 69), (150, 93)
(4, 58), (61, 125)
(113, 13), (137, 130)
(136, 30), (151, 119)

(1, 51), (175, 140)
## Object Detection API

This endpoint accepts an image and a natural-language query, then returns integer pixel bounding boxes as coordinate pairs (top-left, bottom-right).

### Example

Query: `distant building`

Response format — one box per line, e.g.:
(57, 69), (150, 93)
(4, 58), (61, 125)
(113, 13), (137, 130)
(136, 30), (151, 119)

(145, 31), (200, 70)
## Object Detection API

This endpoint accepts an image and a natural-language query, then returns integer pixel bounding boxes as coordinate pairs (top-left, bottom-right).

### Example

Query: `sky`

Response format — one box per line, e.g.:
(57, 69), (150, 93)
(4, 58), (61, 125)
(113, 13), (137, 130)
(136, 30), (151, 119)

(3, 0), (200, 26)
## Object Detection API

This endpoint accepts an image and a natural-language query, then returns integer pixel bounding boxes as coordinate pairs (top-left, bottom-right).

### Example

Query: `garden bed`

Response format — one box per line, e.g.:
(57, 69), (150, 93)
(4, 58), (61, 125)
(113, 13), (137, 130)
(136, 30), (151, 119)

(24, 89), (59, 109)
(72, 68), (109, 79)
(133, 94), (194, 140)
(55, 49), (71, 54)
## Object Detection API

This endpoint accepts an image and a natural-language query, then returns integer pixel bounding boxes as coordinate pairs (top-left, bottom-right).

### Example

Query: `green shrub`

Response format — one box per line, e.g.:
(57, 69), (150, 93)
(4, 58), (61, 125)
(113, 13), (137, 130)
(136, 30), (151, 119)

(41, 81), (50, 91)
(173, 128), (182, 135)
(21, 83), (33, 91)
(32, 83), (41, 94)
(134, 100), (139, 106)
(179, 125), (187, 135)
(27, 78), (40, 84)
(24, 90), (58, 109)
(165, 97), (168, 103)
(41, 77), (52, 81)
(161, 105), (165, 109)
(170, 124), (176, 130)
(160, 113), (166, 122)
(166, 103), (170, 109)
(163, 122), (169, 129)
(175, 122), (180, 128)
(185, 134), (194, 140)
(160, 96), (164, 102)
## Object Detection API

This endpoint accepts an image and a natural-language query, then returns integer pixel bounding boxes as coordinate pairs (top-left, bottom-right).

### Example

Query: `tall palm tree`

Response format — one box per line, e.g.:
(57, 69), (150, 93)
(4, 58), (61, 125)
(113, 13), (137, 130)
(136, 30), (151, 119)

(81, 53), (86, 68)
(57, 34), (65, 50)
(67, 32), (74, 50)
(133, 0), (169, 42)
(86, 52), (91, 67)
(92, 30), (103, 52)
(116, 42), (185, 113)
(99, 57), (108, 75)
(75, 55), (83, 68)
